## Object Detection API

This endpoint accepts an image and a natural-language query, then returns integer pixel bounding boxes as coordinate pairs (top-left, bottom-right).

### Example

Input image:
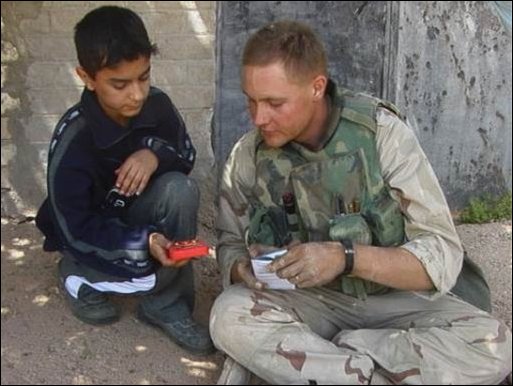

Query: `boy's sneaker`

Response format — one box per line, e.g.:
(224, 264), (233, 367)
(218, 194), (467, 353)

(137, 299), (214, 355)
(61, 283), (120, 325)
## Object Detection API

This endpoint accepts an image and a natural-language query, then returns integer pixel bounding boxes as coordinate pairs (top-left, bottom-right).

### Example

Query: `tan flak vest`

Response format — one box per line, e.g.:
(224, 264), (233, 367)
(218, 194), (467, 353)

(246, 82), (491, 311)
(248, 82), (405, 299)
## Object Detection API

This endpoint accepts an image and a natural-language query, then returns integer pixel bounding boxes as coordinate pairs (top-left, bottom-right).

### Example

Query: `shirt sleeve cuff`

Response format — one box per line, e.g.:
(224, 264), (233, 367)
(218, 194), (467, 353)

(400, 240), (446, 299)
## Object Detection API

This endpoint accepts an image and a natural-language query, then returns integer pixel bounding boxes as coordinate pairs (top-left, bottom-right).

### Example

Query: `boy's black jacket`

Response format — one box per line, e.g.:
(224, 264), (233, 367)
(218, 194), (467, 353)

(36, 87), (196, 277)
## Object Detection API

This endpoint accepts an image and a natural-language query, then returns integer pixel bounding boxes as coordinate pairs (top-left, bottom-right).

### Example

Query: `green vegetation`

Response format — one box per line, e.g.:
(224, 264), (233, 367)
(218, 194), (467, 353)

(460, 192), (512, 224)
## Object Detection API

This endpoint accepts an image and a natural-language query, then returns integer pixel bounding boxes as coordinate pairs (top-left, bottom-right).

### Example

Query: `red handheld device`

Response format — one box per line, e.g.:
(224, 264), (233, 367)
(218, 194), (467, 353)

(167, 240), (209, 262)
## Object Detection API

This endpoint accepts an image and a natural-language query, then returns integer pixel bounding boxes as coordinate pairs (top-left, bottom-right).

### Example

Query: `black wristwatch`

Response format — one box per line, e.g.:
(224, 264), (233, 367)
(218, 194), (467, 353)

(340, 239), (355, 275)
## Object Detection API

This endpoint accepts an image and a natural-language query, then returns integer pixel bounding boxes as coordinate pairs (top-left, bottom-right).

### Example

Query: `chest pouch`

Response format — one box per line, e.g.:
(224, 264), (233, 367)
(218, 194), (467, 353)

(288, 149), (396, 299)
(289, 149), (368, 241)
(363, 189), (405, 246)
(247, 205), (290, 248)
(329, 214), (372, 245)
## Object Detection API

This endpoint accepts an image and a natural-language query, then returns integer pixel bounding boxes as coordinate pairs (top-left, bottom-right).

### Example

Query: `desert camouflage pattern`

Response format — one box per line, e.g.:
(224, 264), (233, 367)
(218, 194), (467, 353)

(248, 86), (409, 299)
(217, 83), (463, 297)
(210, 83), (511, 384)
(211, 284), (511, 384)
(250, 86), (404, 246)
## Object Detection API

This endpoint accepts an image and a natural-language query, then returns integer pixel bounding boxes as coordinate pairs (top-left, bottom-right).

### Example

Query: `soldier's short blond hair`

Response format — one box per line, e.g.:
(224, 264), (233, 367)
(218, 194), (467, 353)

(242, 20), (327, 84)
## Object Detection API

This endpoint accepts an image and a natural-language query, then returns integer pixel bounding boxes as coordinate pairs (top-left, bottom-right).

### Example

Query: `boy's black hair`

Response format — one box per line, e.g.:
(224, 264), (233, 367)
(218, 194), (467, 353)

(74, 6), (158, 77)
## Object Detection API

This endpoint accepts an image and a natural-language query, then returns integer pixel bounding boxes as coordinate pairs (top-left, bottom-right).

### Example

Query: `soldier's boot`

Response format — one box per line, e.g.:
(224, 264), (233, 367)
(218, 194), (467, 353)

(137, 297), (214, 355)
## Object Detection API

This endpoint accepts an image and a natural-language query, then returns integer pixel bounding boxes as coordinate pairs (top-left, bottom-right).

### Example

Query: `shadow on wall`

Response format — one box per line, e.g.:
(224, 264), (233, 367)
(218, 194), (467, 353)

(1, 1), (215, 219)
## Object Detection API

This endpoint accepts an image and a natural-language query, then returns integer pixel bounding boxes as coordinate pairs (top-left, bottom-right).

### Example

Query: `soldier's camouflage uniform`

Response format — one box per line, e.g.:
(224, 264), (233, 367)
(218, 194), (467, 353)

(211, 81), (512, 384)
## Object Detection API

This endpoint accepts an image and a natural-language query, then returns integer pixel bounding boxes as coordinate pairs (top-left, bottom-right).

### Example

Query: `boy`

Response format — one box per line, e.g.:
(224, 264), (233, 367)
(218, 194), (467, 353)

(36, 6), (213, 355)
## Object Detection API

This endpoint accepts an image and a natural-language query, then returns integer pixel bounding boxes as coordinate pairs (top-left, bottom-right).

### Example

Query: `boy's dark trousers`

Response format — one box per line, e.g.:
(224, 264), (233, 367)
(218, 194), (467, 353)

(59, 171), (200, 312)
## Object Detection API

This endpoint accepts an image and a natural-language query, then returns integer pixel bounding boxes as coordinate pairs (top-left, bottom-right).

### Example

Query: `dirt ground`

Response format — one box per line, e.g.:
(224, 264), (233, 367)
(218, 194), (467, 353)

(1, 218), (224, 385)
(1, 217), (511, 385)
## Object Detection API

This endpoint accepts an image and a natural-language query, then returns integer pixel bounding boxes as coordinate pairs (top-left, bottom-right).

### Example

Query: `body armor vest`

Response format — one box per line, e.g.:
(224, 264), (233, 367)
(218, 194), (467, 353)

(248, 85), (406, 298)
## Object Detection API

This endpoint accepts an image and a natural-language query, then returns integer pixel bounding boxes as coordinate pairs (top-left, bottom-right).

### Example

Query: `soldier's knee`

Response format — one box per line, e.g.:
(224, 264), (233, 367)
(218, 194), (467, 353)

(209, 286), (251, 351)
(494, 323), (513, 377)
(209, 293), (228, 347)
(471, 319), (512, 381)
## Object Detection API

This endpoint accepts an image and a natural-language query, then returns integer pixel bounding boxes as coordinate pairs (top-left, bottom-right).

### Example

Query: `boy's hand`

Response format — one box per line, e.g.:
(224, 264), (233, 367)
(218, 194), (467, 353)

(115, 149), (158, 196)
(148, 232), (189, 268)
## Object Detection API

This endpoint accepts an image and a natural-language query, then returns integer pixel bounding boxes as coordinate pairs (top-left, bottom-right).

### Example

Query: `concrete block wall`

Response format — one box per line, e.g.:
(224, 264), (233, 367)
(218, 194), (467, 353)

(1, 1), (216, 228)
(214, 1), (512, 209)
(394, 1), (512, 207)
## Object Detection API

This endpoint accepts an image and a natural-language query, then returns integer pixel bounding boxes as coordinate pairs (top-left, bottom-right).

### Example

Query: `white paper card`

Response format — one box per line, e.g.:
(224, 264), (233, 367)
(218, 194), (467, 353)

(250, 249), (295, 290)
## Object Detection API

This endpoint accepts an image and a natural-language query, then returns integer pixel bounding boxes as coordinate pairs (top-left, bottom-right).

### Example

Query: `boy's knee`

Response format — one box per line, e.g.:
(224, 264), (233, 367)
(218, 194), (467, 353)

(157, 172), (198, 194)
(153, 172), (199, 206)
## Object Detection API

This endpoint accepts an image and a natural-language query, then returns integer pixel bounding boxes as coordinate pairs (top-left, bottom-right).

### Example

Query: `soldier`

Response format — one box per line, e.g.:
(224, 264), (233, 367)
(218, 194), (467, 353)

(211, 21), (511, 383)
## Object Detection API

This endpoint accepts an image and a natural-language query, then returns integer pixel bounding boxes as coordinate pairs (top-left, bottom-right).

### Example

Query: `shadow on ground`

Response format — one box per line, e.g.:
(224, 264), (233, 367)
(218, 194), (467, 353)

(1, 218), (223, 385)
(1, 218), (511, 384)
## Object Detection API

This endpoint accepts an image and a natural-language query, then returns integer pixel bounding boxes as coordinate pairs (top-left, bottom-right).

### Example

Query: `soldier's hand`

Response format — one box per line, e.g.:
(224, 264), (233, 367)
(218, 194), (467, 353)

(231, 256), (265, 290)
(267, 241), (345, 288)
(148, 232), (189, 268)
(230, 244), (280, 290)
(115, 149), (158, 196)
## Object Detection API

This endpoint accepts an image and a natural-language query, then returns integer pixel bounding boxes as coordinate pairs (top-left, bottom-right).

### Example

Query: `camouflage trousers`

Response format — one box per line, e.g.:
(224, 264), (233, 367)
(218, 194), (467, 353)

(210, 284), (512, 384)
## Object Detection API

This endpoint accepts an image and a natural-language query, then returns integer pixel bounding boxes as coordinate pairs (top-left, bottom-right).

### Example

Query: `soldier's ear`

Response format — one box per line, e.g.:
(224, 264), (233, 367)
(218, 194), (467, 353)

(312, 75), (327, 100)
(76, 67), (95, 91)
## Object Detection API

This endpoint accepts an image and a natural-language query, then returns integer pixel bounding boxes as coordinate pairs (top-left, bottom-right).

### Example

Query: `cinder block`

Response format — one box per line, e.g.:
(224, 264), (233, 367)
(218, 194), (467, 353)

(187, 61), (214, 84)
(184, 108), (213, 132)
(196, 1), (215, 10)
(1, 64), (7, 88)
(23, 114), (60, 143)
(175, 1), (198, 10)
(1, 92), (20, 115)
(183, 108), (215, 160)
(168, 85), (214, 109)
(19, 11), (50, 34)
(1, 142), (16, 166)
(27, 62), (82, 89)
(182, 9), (215, 35)
(86, 1), (126, 10)
(1, 41), (19, 63)
(49, 9), (89, 33)
(24, 35), (76, 61)
(157, 35), (214, 61)
(142, 11), (185, 36)
(34, 143), (49, 169)
(1, 165), (13, 189)
(1, 117), (12, 140)
(126, 2), (184, 12)
(151, 61), (188, 86)
(27, 87), (82, 115)
(40, 1), (86, 9)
